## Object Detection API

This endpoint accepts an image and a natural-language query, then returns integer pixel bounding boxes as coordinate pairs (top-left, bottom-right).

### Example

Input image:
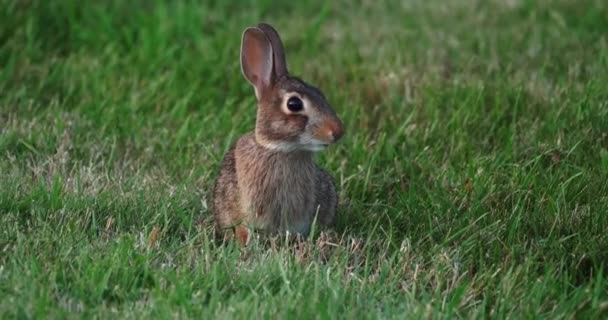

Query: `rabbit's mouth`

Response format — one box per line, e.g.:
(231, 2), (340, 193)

(256, 130), (333, 152)
(302, 142), (329, 152)
(295, 132), (335, 152)
(255, 137), (328, 153)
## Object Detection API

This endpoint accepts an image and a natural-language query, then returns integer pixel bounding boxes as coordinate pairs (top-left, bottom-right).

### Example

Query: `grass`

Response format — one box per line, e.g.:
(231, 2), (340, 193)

(1, 0), (608, 318)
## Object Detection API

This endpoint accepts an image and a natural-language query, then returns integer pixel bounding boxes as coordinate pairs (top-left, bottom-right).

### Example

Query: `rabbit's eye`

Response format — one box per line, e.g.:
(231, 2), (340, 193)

(286, 96), (304, 112)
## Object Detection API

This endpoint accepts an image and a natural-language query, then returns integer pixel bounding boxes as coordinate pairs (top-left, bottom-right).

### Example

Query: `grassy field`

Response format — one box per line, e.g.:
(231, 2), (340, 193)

(1, 0), (608, 318)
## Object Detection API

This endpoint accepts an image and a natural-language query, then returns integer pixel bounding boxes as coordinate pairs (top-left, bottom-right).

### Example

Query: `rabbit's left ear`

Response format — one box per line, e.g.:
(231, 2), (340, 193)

(241, 27), (274, 100)
(256, 23), (289, 79)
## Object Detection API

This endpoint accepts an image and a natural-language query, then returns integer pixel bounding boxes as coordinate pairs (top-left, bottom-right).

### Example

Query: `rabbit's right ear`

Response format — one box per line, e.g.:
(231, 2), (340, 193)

(241, 27), (274, 100)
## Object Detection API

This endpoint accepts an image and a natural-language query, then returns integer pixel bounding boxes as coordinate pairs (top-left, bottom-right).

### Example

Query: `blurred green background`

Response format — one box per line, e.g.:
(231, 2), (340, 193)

(1, 0), (607, 318)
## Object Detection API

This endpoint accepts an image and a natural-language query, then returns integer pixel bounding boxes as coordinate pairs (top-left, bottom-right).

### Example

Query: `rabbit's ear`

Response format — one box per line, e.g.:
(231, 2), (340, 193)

(256, 23), (289, 78)
(241, 27), (274, 99)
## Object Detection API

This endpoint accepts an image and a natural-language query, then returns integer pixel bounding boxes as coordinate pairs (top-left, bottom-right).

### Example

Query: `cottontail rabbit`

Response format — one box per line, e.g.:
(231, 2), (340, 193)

(213, 23), (344, 245)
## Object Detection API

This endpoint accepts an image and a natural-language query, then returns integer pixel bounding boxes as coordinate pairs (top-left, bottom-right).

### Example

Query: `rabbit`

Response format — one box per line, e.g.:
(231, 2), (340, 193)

(212, 23), (344, 245)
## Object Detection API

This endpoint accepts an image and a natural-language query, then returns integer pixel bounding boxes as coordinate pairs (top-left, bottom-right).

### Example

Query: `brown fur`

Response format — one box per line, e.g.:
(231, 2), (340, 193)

(212, 23), (342, 242)
(213, 133), (337, 237)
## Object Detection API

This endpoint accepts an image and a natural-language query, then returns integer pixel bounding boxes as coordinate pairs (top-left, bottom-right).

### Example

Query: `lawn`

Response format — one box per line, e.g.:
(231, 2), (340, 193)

(1, 0), (608, 318)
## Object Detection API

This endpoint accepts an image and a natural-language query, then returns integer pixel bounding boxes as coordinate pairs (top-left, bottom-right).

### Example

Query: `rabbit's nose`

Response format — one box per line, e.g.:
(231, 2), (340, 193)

(314, 118), (344, 143)
(327, 120), (344, 142)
